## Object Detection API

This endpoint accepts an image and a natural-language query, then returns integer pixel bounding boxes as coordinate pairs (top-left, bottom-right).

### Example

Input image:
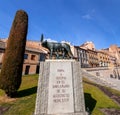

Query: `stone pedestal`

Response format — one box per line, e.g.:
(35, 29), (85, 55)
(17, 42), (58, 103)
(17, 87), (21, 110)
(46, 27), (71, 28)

(34, 60), (87, 115)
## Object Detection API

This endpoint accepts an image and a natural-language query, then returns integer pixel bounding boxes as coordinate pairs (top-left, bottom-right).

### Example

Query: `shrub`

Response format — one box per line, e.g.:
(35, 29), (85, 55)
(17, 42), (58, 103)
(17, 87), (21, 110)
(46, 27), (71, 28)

(0, 10), (28, 97)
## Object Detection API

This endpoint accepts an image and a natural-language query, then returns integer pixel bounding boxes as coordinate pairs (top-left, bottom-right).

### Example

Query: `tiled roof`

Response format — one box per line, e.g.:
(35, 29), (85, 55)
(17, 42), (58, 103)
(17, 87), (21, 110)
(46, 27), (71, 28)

(25, 47), (47, 54)
(0, 39), (49, 53)
(26, 40), (49, 54)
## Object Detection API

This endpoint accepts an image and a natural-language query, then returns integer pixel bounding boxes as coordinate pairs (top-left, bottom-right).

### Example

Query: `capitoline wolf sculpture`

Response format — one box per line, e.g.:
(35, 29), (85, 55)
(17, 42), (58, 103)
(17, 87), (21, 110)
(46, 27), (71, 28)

(41, 35), (73, 59)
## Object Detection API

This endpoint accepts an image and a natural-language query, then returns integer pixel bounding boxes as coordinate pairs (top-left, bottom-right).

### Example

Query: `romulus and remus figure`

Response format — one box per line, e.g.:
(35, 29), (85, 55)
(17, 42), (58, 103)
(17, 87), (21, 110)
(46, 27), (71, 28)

(40, 34), (73, 59)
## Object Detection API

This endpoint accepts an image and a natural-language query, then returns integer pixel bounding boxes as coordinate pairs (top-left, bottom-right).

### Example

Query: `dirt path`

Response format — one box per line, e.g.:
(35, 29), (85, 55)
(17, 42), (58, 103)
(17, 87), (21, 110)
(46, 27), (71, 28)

(0, 106), (10, 115)
(0, 96), (16, 115)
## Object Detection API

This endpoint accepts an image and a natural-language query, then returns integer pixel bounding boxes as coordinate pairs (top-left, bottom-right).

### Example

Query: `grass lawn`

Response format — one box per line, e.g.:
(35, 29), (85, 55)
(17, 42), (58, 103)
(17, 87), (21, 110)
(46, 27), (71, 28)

(0, 74), (38, 115)
(83, 77), (120, 115)
(0, 74), (120, 115)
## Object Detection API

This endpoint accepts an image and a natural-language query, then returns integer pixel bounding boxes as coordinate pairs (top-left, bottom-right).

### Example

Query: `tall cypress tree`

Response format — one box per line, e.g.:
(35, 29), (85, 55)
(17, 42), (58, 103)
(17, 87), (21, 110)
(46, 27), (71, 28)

(0, 10), (28, 97)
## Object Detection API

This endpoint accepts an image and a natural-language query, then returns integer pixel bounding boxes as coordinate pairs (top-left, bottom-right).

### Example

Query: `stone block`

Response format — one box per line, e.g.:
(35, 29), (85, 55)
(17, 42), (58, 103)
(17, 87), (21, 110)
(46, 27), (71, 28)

(34, 60), (87, 115)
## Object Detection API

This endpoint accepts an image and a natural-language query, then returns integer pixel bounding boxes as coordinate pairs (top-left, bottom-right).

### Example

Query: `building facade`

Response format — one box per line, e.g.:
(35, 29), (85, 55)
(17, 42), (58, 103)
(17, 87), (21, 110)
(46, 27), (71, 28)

(109, 54), (116, 67)
(0, 39), (47, 75)
(0, 41), (5, 69)
(74, 46), (89, 68)
(87, 49), (99, 67)
(22, 47), (47, 75)
(97, 50), (110, 67)
(0, 39), (120, 72)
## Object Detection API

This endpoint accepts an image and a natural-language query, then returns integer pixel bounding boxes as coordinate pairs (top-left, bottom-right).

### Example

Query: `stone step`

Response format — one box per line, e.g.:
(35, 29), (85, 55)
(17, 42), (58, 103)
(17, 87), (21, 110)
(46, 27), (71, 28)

(81, 69), (115, 88)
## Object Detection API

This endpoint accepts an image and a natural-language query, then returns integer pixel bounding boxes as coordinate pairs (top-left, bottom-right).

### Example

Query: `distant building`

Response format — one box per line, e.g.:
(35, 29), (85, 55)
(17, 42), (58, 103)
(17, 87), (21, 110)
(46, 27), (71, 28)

(0, 38), (120, 72)
(97, 50), (110, 67)
(102, 45), (120, 67)
(109, 54), (116, 67)
(22, 40), (48, 75)
(0, 40), (5, 69)
(80, 42), (99, 67)
(79, 41), (118, 68)
(0, 39), (48, 75)
(87, 49), (99, 67)
(74, 46), (89, 68)
(23, 47), (47, 75)
(80, 41), (95, 51)
(109, 45), (120, 66)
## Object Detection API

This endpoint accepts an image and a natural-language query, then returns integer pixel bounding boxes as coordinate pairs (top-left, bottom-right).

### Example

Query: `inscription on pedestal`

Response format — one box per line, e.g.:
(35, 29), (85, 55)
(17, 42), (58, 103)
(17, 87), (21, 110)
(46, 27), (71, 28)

(34, 60), (86, 115)
(47, 62), (74, 114)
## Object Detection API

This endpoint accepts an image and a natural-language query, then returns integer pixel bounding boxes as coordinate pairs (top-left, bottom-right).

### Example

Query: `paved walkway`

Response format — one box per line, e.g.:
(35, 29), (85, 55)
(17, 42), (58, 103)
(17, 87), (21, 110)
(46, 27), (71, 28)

(100, 76), (120, 91)
(81, 68), (120, 91)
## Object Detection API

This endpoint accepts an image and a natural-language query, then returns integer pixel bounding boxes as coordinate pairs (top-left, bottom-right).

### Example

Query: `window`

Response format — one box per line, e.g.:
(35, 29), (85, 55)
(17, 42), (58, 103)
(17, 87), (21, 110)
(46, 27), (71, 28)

(31, 55), (36, 60)
(24, 54), (28, 59)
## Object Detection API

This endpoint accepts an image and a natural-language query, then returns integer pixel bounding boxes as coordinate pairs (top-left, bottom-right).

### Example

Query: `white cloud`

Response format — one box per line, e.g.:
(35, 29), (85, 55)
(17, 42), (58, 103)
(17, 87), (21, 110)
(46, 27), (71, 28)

(82, 9), (95, 20)
(82, 14), (92, 20)
(45, 38), (58, 42)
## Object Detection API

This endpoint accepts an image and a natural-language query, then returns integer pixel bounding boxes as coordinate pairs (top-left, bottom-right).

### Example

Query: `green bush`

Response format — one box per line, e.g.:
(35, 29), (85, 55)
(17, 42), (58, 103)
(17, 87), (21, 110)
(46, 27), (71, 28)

(0, 10), (28, 97)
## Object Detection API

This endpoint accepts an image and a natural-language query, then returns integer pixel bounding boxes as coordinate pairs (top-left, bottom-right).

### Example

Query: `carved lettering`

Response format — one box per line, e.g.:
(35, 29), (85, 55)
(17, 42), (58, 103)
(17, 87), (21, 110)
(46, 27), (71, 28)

(57, 69), (65, 72)
(53, 84), (70, 88)
(56, 76), (66, 80)
(53, 98), (69, 103)
(48, 62), (74, 114)
(51, 67), (71, 106)
(53, 94), (70, 98)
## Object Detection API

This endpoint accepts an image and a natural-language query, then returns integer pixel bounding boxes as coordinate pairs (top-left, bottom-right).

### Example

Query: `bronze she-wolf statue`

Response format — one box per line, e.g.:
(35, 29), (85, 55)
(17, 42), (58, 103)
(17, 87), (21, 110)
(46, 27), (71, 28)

(40, 35), (73, 59)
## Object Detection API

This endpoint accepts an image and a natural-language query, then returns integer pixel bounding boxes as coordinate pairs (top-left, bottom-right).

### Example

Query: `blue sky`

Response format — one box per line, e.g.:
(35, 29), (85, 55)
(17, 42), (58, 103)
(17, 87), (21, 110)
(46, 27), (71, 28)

(0, 0), (120, 49)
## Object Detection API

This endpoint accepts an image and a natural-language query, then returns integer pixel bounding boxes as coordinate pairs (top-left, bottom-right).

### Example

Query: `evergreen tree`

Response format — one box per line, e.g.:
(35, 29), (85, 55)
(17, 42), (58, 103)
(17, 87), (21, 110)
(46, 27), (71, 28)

(40, 34), (44, 42)
(0, 10), (28, 97)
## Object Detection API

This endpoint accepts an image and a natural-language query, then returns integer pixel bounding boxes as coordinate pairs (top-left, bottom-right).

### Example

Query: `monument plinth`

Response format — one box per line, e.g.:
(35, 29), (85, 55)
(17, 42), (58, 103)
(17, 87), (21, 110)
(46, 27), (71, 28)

(34, 60), (87, 115)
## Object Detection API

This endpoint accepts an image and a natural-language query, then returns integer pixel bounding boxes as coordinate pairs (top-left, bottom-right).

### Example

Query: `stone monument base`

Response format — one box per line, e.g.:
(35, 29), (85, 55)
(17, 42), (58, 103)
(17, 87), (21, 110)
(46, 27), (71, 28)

(34, 60), (87, 115)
